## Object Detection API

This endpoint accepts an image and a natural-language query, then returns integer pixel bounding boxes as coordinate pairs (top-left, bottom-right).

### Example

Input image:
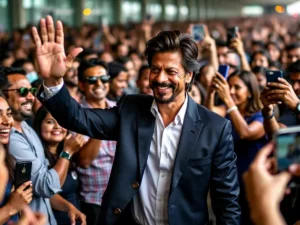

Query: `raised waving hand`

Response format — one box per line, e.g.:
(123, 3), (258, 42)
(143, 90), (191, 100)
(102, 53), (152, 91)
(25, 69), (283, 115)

(32, 16), (83, 86)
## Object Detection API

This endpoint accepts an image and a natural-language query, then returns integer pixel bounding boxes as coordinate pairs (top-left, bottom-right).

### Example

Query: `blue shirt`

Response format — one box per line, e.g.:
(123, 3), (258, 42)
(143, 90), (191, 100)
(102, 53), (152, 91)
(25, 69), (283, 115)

(9, 121), (61, 225)
(0, 182), (18, 225)
(227, 111), (268, 181)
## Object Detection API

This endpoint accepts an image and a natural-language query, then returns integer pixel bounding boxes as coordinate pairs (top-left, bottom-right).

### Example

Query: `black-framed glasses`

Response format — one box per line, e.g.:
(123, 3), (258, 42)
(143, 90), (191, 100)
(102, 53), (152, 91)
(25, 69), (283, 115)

(2, 87), (38, 97)
(84, 75), (111, 85)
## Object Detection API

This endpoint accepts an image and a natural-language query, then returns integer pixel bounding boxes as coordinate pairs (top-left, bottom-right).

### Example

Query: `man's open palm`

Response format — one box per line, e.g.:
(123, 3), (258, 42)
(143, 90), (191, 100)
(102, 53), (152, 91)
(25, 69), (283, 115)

(32, 16), (82, 84)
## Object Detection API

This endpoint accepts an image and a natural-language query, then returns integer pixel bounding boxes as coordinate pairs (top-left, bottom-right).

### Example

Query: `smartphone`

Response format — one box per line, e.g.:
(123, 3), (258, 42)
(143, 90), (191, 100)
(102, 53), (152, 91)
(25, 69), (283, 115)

(192, 24), (205, 42)
(227, 26), (238, 46)
(266, 70), (283, 83)
(276, 127), (300, 172)
(14, 162), (32, 189)
(218, 65), (230, 79)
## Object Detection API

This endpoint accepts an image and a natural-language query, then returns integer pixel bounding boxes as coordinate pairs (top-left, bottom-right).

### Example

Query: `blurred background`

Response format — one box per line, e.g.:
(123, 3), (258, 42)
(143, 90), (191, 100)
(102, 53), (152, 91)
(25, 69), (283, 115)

(1, 0), (299, 31)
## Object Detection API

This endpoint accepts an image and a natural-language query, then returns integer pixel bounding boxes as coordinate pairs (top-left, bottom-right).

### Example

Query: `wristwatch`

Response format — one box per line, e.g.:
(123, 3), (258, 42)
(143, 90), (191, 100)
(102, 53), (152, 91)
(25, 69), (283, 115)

(59, 151), (72, 160)
(294, 102), (300, 116)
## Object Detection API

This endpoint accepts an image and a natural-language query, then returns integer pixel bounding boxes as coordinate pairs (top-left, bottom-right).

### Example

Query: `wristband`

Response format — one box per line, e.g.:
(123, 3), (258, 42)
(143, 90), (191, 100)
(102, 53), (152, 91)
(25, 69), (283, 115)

(262, 110), (274, 120)
(59, 151), (72, 160)
(227, 105), (238, 114)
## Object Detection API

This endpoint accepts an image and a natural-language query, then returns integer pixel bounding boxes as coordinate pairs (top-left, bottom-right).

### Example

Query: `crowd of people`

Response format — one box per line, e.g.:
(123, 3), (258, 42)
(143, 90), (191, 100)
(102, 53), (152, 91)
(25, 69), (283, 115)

(0, 12), (299, 225)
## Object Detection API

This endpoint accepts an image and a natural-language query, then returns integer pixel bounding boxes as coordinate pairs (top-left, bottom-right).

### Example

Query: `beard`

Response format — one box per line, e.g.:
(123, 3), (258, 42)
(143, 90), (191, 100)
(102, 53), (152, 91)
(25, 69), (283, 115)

(151, 81), (176, 104)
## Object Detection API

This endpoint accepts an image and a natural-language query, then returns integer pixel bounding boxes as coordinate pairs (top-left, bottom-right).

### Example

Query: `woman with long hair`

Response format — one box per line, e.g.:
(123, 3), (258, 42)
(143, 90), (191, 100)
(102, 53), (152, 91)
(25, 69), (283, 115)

(0, 93), (33, 225)
(33, 106), (84, 225)
(206, 70), (268, 225)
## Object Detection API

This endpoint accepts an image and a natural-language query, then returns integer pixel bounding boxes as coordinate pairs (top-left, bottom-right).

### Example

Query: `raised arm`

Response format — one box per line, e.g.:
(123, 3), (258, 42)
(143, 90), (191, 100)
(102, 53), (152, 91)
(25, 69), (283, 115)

(32, 16), (120, 139)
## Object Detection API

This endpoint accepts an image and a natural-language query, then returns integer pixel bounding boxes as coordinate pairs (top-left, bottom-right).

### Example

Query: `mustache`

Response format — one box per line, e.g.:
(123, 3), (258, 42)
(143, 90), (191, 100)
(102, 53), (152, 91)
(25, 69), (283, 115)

(21, 100), (33, 106)
(151, 81), (176, 89)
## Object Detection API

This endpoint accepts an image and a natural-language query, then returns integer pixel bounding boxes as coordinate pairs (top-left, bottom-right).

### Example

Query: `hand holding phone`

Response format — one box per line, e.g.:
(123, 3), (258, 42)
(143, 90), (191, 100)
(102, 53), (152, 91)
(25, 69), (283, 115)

(276, 127), (300, 172)
(14, 162), (32, 189)
(192, 24), (205, 42)
(227, 26), (239, 46)
(218, 65), (230, 79)
(266, 70), (283, 84)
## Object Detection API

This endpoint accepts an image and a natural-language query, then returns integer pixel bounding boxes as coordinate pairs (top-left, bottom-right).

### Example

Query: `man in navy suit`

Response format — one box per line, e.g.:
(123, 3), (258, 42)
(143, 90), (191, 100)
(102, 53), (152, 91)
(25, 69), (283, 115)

(32, 16), (240, 225)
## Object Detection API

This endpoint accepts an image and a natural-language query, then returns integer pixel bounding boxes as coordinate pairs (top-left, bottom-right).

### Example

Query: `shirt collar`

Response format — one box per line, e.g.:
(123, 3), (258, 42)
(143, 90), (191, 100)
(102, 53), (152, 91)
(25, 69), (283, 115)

(150, 95), (189, 126)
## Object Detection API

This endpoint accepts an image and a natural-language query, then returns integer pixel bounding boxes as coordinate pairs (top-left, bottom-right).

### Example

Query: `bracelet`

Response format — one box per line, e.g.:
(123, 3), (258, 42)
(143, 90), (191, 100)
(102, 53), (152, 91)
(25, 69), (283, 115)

(262, 110), (274, 120)
(227, 105), (238, 114)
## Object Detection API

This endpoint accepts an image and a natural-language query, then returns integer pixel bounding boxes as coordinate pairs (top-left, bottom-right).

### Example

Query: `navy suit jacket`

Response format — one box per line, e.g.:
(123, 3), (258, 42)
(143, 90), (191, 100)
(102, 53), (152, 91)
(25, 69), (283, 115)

(39, 85), (240, 225)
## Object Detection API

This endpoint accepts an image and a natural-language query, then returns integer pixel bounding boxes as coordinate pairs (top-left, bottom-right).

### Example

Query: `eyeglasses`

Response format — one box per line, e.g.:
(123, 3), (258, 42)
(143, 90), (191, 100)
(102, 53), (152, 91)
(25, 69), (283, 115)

(2, 87), (38, 97)
(84, 75), (111, 85)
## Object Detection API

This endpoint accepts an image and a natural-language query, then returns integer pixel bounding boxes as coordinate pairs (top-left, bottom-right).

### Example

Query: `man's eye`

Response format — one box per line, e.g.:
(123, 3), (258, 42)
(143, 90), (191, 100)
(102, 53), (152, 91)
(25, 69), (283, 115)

(151, 68), (159, 73)
(168, 71), (177, 75)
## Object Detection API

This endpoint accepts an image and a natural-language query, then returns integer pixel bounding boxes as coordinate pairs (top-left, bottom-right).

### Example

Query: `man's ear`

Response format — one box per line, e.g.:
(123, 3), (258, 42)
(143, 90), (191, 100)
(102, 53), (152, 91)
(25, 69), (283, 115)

(185, 71), (193, 83)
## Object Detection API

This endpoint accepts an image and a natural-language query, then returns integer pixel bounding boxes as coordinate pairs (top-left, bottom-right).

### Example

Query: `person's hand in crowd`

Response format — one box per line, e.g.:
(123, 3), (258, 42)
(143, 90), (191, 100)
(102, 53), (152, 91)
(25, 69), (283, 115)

(260, 87), (276, 117)
(67, 204), (86, 225)
(202, 24), (217, 53)
(266, 78), (299, 111)
(211, 72), (233, 105)
(243, 142), (291, 225)
(63, 133), (85, 156)
(17, 206), (47, 225)
(31, 15), (83, 86)
(8, 181), (33, 214)
(229, 31), (245, 56)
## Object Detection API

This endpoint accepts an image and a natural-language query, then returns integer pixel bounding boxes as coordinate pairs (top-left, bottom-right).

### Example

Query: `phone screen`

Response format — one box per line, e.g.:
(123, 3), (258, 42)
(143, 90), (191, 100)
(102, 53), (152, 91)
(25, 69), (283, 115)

(277, 130), (300, 171)
(227, 26), (238, 45)
(192, 25), (205, 42)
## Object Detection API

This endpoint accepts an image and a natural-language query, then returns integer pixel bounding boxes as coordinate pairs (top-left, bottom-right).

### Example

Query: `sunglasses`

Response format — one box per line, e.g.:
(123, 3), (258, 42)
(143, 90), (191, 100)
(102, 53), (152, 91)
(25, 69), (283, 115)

(84, 75), (111, 85)
(2, 87), (38, 97)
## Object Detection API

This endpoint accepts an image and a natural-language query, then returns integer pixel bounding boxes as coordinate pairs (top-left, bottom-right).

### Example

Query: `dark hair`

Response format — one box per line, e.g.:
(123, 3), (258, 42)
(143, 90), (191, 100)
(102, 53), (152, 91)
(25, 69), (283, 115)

(0, 66), (26, 76)
(145, 30), (200, 91)
(228, 70), (262, 116)
(11, 59), (33, 68)
(286, 60), (300, 77)
(0, 93), (15, 181)
(216, 40), (228, 48)
(33, 106), (74, 169)
(269, 61), (282, 70)
(137, 65), (150, 80)
(107, 61), (128, 80)
(77, 59), (107, 82)
(252, 66), (267, 76)
(286, 42), (300, 51)
(0, 70), (11, 91)
(78, 48), (98, 61)
(252, 40), (265, 49)
(116, 56), (132, 65)
(266, 41), (281, 51)
(251, 50), (271, 67)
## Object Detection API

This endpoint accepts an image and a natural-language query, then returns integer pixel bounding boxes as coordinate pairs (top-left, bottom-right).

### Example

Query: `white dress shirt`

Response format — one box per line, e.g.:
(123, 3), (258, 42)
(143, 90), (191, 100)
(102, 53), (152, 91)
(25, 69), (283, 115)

(133, 97), (188, 225)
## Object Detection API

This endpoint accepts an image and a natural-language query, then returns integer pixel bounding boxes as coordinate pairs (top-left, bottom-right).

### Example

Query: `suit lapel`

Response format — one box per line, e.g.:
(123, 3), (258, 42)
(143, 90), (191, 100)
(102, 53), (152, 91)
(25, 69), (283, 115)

(137, 99), (156, 179)
(170, 96), (204, 194)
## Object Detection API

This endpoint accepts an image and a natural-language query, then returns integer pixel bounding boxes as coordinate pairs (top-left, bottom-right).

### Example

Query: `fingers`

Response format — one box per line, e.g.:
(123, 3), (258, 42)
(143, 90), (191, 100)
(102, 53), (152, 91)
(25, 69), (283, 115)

(32, 27), (42, 47)
(267, 80), (289, 89)
(69, 213), (76, 225)
(40, 18), (48, 43)
(289, 164), (300, 176)
(275, 171), (292, 188)
(253, 142), (274, 165)
(79, 213), (87, 225)
(215, 72), (227, 83)
(65, 47), (83, 64)
(56, 20), (64, 45)
(65, 133), (73, 140)
(202, 24), (210, 37)
(17, 181), (32, 192)
(46, 15), (55, 42)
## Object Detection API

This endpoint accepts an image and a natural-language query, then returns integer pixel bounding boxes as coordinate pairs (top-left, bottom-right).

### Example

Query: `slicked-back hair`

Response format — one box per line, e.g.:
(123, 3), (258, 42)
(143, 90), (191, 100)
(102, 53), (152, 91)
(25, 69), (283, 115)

(78, 59), (108, 82)
(145, 30), (200, 91)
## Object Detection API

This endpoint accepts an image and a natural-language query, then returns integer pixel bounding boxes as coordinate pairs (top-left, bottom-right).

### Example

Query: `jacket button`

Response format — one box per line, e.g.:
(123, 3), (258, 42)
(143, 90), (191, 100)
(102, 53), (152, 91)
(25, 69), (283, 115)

(113, 208), (122, 215)
(131, 181), (140, 189)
